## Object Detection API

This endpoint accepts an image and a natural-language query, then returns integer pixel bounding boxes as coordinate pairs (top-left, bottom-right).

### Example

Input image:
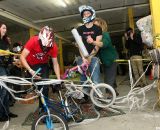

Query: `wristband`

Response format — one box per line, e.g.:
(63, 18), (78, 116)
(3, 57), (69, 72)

(29, 69), (33, 73)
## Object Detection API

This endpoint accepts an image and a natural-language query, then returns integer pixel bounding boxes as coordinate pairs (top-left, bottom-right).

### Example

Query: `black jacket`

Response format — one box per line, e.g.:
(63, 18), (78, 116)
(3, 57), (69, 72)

(125, 33), (143, 57)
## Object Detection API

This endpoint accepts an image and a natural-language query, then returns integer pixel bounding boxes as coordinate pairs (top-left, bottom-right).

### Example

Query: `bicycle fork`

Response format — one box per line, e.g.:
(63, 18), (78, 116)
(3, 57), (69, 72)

(41, 94), (54, 129)
(58, 91), (69, 118)
(92, 85), (104, 98)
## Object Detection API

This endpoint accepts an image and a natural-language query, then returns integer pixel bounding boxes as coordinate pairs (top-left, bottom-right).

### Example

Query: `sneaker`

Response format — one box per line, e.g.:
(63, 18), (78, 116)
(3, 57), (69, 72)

(9, 113), (18, 118)
(0, 116), (10, 122)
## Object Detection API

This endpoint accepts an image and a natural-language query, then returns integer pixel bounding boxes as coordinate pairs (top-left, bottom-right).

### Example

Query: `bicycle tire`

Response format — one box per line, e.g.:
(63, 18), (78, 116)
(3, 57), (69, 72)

(31, 112), (69, 130)
(90, 83), (116, 108)
(65, 96), (84, 123)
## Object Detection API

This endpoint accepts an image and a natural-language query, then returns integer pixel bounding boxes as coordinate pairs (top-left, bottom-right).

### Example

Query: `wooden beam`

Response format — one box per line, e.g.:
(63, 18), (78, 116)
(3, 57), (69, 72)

(150, 0), (160, 107)
(58, 39), (64, 74)
(150, 0), (160, 48)
(128, 7), (135, 30)
(29, 28), (37, 38)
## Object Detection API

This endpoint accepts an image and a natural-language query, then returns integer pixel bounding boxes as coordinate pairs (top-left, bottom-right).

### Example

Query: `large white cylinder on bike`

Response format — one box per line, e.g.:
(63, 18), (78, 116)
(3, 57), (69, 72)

(71, 28), (89, 57)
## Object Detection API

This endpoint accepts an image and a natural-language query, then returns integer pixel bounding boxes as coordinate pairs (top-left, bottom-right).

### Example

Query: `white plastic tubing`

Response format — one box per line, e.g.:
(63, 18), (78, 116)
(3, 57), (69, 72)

(112, 60), (157, 111)
(71, 28), (89, 57)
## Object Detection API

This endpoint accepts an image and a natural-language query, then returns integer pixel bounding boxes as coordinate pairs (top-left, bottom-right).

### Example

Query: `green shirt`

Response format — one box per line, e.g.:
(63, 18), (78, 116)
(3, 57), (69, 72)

(99, 32), (118, 66)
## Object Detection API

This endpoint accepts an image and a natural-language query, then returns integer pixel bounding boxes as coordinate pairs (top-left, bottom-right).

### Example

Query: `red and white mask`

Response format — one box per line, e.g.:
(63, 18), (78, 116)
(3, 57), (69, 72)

(39, 26), (54, 47)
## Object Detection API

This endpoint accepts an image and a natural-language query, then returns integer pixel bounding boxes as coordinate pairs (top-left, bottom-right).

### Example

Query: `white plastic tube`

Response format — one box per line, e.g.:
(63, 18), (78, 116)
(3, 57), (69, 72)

(71, 28), (89, 57)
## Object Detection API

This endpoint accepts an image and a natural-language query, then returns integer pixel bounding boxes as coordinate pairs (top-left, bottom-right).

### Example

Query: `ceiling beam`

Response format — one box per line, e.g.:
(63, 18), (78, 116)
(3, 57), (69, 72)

(0, 8), (71, 43)
(0, 8), (40, 30)
(33, 3), (149, 23)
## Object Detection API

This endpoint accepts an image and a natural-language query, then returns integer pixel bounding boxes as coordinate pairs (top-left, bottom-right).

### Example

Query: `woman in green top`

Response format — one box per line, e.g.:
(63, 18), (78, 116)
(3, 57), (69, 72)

(88, 18), (119, 96)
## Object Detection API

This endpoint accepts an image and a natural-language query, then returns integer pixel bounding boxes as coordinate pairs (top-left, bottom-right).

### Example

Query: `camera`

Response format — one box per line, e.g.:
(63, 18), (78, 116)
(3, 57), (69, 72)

(126, 27), (133, 37)
(127, 30), (132, 37)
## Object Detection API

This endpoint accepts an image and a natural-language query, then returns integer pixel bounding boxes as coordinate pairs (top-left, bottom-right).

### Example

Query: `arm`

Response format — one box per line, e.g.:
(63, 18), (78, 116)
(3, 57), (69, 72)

(77, 36), (90, 64)
(92, 33), (111, 48)
(92, 41), (103, 47)
(87, 35), (102, 57)
(20, 48), (39, 77)
(52, 57), (61, 79)
(20, 48), (31, 71)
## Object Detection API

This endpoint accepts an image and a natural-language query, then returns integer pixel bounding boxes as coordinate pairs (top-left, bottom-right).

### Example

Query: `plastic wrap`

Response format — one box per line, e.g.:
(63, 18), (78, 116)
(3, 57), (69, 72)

(71, 28), (89, 57)
(136, 15), (153, 47)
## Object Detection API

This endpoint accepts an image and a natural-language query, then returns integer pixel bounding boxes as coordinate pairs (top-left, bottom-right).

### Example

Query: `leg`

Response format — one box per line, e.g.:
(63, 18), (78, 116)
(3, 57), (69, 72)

(103, 62), (119, 96)
(75, 56), (87, 83)
(75, 56), (88, 102)
(0, 87), (9, 118)
(0, 66), (10, 119)
(32, 64), (49, 108)
(137, 56), (147, 86)
(89, 57), (101, 84)
(104, 62), (117, 89)
(130, 56), (140, 86)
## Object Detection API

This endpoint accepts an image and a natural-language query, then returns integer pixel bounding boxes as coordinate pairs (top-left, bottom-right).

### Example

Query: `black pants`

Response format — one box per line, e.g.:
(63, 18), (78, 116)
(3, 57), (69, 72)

(27, 63), (50, 108)
(103, 62), (117, 89)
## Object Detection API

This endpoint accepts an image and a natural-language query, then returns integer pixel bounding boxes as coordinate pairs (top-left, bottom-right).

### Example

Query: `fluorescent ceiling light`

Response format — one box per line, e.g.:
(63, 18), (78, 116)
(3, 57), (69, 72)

(64, 0), (70, 5)
(54, 0), (67, 7)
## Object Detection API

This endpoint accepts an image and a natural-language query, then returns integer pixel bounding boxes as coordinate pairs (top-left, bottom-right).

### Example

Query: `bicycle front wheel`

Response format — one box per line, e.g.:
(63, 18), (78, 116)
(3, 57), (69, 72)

(31, 112), (69, 130)
(90, 83), (116, 108)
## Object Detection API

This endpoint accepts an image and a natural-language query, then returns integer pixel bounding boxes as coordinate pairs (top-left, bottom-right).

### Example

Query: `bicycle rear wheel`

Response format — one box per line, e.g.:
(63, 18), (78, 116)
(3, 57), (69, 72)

(31, 112), (69, 130)
(90, 83), (116, 108)
(65, 96), (84, 123)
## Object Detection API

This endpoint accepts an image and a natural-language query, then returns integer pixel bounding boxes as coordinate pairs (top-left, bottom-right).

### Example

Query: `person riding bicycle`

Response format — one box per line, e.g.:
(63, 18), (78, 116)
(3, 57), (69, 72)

(20, 26), (61, 110)
(76, 5), (102, 102)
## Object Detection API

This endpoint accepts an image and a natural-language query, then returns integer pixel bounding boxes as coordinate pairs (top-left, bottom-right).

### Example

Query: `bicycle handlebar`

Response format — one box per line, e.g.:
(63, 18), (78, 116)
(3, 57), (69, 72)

(62, 63), (88, 79)
(20, 68), (42, 94)
(32, 68), (42, 80)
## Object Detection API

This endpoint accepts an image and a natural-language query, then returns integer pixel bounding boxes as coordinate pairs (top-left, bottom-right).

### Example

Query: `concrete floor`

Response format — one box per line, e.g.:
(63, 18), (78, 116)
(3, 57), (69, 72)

(0, 75), (160, 130)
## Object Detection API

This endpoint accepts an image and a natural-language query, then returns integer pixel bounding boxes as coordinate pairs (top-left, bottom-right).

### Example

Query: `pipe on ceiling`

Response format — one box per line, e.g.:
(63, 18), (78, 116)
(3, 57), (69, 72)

(33, 3), (149, 23)
(0, 8), (70, 43)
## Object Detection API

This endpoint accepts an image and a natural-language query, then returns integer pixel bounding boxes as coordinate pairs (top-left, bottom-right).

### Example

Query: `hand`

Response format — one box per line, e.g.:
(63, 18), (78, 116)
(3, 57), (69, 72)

(130, 32), (134, 40)
(124, 33), (129, 40)
(86, 57), (92, 64)
(82, 57), (90, 64)
(87, 35), (94, 44)
(13, 61), (22, 68)
(29, 69), (41, 79)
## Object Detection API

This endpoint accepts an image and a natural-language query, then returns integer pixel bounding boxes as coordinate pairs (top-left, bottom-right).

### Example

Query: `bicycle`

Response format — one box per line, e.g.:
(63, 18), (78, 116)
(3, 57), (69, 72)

(62, 63), (116, 108)
(0, 68), (84, 129)
(30, 68), (85, 130)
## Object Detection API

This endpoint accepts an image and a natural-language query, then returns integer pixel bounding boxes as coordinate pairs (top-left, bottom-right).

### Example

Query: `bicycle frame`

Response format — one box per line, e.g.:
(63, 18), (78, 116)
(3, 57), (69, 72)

(63, 63), (104, 98)
(42, 90), (80, 121)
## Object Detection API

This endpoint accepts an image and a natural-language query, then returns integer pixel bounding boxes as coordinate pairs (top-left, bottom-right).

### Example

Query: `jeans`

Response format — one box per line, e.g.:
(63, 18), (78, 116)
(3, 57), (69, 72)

(0, 66), (9, 118)
(76, 56), (101, 84)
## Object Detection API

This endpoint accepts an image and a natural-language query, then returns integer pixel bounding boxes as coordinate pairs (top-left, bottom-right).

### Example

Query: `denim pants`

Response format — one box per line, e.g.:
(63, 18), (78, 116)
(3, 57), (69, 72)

(0, 66), (9, 118)
(76, 56), (101, 84)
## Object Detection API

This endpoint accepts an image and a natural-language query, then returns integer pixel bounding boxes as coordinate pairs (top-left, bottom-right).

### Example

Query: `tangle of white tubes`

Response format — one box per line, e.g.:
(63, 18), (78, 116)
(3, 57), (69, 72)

(112, 60), (157, 112)
(0, 59), (158, 129)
